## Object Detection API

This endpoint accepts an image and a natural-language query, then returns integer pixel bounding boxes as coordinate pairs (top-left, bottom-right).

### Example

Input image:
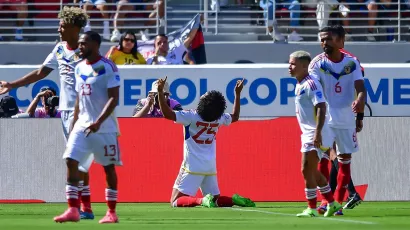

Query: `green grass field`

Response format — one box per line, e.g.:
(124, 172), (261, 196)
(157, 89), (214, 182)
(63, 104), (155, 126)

(1, 202), (409, 229)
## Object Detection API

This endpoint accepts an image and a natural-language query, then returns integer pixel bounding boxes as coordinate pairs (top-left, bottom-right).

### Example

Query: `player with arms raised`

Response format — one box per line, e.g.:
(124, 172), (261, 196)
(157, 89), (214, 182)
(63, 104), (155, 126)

(309, 25), (366, 215)
(0, 6), (95, 219)
(289, 50), (341, 217)
(54, 31), (121, 224)
(156, 77), (255, 208)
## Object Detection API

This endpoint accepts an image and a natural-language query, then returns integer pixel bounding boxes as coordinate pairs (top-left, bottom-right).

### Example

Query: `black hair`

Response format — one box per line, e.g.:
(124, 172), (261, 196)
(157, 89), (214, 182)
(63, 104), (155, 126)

(197, 90), (227, 122)
(119, 31), (140, 60)
(40, 86), (57, 96)
(319, 25), (346, 38)
(84, 30), (101, 46)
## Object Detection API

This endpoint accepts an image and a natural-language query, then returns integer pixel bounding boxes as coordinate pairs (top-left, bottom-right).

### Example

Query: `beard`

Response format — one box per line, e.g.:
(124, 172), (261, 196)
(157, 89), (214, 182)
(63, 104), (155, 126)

(80, 50), (92, 59)
(323, 46), (334, 55)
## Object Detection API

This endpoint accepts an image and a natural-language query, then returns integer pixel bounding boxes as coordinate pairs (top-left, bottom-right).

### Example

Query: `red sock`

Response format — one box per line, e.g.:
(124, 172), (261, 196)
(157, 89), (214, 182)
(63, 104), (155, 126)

(105, 188), (117, 213)
(66, 185), (79, 208)
(77, 181), (83, 209)
(81, 185), (92, 213)
(215, 196), (234, 207)
(318, 184), (335, 204)
(318, 157), (330, 181)
(173, 196), (203, 207)
(335, 161), (351, 203)
(305, 188), (317, 209)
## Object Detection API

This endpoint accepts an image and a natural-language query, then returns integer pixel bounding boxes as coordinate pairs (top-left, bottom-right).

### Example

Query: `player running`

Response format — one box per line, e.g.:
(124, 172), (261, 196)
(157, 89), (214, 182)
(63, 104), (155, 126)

(156, 76), (255, 208)
(54, 31), (121, 224)
(309, 25), (366, 216)
(289, 50), (341, 217)
(0, 7), (95, 219)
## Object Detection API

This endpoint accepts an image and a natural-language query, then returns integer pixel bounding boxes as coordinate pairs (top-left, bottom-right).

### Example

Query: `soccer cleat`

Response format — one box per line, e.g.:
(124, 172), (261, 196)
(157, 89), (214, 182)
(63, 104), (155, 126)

(317, 204), (327, 215)
(99, 211), (119, 224)
(232, 194), (256, 207)
(344, 193), (362, 209)
(80, 210), (95, 220)
(324, 202), (343, 217)
(54, 207), (80, 223)
(297, 208), (319, 217)
(334, 209), (344, 216)
(201, 194), (216, 208)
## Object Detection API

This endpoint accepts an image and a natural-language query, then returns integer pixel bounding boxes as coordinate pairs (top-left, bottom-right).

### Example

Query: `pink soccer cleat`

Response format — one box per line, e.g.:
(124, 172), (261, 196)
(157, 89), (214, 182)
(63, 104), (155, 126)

(99, 211), (119, 224)
(54, 207), (80, 223)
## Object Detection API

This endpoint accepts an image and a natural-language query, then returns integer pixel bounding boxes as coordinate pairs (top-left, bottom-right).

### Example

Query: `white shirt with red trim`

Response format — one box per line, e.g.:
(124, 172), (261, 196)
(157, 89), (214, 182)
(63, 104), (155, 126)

(74, 56), (120, 133)
(175, 110), (232, 175)
(295, 75), (328, 134)
(43, 41), (83, 111)
(308, 53), (363, 129)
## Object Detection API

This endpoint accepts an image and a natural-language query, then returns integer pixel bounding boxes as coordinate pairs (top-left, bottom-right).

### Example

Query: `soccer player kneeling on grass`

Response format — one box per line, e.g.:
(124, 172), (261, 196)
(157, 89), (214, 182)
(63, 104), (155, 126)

(156, 76), (255, 208)
(289, 51), (342, 217)
(54, 31), (121, 224)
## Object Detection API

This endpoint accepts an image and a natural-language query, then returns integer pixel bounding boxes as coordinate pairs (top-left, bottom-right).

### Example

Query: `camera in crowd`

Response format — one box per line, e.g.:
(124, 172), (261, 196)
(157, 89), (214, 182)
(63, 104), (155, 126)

(41, 87), (59, 107)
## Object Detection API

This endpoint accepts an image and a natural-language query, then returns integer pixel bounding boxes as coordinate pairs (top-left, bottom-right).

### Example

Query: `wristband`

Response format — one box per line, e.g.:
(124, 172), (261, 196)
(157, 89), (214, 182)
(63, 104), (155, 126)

(357, 113), (364, 120)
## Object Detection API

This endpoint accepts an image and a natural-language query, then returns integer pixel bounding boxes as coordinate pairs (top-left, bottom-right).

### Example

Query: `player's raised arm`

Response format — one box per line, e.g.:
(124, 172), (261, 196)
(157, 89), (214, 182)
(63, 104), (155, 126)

(230, 78), (244, 123)
(0, 66), (53, 95)
(157, 76), (176, 121)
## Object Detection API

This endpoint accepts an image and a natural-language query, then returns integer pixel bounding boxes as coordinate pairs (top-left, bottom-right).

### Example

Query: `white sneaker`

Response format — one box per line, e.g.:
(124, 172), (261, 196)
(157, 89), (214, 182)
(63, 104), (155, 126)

(110, 30), (121, 42)
(270, 24), (286, 41)
(339, 4), (350, 17)
(140, 29), (149, 41)
(84, 25), (91, 32)
(103, 22), (110, 41)
(287, 31), (303, 42)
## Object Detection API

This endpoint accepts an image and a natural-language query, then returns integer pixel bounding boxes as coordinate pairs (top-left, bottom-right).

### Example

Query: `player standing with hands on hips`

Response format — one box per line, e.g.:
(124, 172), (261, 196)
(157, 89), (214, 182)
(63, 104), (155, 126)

(0, 7), (95, 219)
(309, 25), (366, 215)
(289, 50), (341, 217)
(156, 77), (255, 208)
(54, 31), (121, 224)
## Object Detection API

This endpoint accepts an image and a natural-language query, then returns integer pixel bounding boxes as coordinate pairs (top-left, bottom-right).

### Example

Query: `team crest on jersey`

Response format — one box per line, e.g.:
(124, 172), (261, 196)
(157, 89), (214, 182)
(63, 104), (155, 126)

(93, 65), (106, 77)
(343, 61), (356, 75)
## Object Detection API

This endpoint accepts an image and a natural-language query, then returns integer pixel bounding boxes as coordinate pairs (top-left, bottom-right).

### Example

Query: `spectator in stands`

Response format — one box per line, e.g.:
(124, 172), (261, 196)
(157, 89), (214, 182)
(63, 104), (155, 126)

(0, 95), (23, 118)
(74, 0), (111, 40)
(26, 87), (61, 118)
(0, 0), (28, 41)
(339, 0), (378, 41)
(132, 80), (182, 117)
(315, 0), (350, 40)
(210, 0), (228, 12)
(258, 0), (303, 41)
(146, 32), (199, 65)
(111, 0), (165, 42)
(105, 31), (147, 64)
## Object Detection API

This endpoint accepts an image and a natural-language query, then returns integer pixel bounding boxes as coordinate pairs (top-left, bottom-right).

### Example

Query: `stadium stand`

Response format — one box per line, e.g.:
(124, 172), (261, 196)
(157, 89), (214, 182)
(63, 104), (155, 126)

(0, 0), (409, 42)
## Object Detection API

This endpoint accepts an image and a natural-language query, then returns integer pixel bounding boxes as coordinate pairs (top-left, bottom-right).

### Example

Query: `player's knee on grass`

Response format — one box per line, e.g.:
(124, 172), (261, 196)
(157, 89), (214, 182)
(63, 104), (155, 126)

(103, 164), (117, 190)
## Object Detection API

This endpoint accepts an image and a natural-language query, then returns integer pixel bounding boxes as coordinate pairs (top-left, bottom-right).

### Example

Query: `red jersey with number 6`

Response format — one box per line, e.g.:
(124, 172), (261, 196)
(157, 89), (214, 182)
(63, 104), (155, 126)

(175, 110), (232, 175)
(308, 52), (364, 129)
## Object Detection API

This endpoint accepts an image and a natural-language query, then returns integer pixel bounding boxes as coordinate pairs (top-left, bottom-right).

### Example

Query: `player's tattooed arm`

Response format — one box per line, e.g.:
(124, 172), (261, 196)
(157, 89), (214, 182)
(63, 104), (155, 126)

(231, 79), (244, 123)
(314, 102), (327, 148)
(0, 66), (53, 94)
(157, 76), (177, 121)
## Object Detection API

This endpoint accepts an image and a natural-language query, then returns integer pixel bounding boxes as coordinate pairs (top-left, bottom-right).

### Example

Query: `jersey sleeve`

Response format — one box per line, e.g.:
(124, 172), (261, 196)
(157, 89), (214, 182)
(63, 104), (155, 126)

(220, 113), (233, 126)
(42, 44), (59, 69)
(175, 110), (195, 126)
(307, 81), (326, 106)
(308, 58), (322, 82)
(106, 62), (121, 88)
(352, 59), (364, 81)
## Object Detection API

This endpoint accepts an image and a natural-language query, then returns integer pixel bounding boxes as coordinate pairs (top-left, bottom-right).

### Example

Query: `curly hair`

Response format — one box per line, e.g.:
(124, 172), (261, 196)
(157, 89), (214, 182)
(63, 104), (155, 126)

(197, 90), (227, 122)
(58, 6), (89, 28)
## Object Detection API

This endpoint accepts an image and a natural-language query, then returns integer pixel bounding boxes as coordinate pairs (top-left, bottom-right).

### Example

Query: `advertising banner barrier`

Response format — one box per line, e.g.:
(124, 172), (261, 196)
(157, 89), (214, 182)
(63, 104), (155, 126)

(0, 64), (409, 117)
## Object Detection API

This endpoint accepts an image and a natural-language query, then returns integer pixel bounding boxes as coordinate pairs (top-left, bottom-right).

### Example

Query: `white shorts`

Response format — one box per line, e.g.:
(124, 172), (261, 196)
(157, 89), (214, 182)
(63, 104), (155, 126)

(329, 127), (359, 154)
(61, 111), (95, 173)
(173, 168), (220, 197)
(300, 128), (333, 158)
(63, 124), (122, 167)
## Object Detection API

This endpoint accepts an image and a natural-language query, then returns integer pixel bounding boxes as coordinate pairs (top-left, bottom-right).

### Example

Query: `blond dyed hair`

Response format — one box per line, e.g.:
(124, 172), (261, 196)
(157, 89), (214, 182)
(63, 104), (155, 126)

(58, 6), (89, 28)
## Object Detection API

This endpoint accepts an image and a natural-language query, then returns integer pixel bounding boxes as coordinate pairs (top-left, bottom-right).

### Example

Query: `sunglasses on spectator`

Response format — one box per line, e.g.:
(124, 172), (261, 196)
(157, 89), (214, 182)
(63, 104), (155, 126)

(124, 38), (135, 42)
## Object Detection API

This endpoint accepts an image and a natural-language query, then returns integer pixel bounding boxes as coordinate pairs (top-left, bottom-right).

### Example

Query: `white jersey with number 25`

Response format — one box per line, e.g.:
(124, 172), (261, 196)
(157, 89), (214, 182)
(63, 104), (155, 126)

(308, 53), (364, 129)
(74, 56), (120, 133)
(175, 110), (232, 175)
